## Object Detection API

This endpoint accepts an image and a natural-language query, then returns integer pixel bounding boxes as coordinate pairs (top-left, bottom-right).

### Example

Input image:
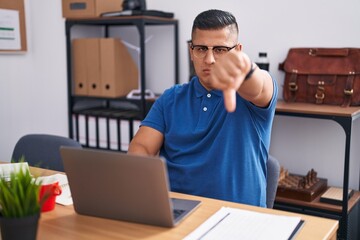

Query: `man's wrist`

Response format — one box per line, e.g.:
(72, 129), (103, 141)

(244, 62), (258, 81)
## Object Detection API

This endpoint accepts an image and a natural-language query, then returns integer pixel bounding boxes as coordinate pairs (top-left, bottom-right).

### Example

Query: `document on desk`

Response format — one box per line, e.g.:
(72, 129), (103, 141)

(0, 162), (29, 181)
(52, 173), (73, 205)
(184, 207), (303, 240)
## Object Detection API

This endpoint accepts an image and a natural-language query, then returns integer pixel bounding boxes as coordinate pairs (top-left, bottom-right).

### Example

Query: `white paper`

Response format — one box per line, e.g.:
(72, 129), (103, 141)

(0, 162), (30, 180)
(0, 9), (21, 50)
(184, 207), (302, 240)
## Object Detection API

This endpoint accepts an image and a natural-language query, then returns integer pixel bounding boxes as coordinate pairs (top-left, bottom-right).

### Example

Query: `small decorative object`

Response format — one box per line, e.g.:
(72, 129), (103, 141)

(0, 158), (46, 240)
(277, 167), (328, 202)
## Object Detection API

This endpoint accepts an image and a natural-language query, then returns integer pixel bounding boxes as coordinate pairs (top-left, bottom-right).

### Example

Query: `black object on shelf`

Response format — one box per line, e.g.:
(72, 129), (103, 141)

(122, 0), (146, 11)
(101, 10), (174, 18)
(255, 52), (269, 71)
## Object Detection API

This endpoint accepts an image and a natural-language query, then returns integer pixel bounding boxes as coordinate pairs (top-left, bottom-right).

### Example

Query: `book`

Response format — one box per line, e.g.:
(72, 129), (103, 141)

(320, 187), (354, 205)
(184, 207), (304, 240)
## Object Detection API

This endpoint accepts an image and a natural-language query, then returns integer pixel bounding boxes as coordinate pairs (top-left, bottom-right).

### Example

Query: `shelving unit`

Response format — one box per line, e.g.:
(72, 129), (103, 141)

(64, 16), (179, 151)
(274, 101), (360, 240)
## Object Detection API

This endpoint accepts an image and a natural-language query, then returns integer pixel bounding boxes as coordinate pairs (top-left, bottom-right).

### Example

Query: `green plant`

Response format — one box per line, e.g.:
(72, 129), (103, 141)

(0, 161), (42, 218)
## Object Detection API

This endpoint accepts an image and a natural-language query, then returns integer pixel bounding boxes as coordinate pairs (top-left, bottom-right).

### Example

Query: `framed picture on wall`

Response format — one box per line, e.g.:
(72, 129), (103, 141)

(0, 0), (27, 52)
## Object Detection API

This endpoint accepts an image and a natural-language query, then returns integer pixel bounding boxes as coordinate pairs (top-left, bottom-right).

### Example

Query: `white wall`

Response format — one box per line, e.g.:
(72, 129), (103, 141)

(1, 0), (359, 189)
(0, 0), (68, 161)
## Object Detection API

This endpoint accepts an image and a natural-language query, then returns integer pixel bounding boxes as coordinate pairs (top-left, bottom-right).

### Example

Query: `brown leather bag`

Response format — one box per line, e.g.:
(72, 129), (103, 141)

(279, 48), (360, 107)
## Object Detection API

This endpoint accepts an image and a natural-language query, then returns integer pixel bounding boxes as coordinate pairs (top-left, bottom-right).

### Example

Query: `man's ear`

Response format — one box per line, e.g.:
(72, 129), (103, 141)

(189, 43), (194, 61)
(236, 44), (243, 51)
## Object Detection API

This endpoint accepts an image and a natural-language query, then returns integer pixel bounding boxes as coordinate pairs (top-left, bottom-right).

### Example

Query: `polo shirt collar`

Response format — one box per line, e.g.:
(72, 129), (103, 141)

(193, 77), (222, 98)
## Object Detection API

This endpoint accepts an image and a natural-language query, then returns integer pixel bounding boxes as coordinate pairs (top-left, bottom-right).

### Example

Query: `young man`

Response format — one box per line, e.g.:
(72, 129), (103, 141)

(128, 9), (278, 207)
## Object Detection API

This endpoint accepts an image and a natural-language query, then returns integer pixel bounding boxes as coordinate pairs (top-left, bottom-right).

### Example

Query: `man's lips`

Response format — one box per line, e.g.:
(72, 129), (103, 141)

(203, 68), (211, 74)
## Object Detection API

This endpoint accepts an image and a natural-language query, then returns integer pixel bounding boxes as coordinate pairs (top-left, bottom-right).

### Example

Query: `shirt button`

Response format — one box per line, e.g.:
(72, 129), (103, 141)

(203, 107), (208, 112)
(207, 93), (211, 98)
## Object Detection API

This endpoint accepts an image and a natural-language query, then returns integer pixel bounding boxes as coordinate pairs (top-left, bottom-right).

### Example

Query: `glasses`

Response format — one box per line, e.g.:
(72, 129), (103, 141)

(191, 44), (237, 58)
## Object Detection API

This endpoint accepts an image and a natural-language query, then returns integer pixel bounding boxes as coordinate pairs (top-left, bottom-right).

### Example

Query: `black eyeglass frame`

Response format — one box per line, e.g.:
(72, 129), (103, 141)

(190, 43), (238, 58)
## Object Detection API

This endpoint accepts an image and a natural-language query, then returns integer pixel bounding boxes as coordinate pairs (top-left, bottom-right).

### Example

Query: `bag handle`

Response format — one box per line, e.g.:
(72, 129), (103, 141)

(309, 48), (349, 57)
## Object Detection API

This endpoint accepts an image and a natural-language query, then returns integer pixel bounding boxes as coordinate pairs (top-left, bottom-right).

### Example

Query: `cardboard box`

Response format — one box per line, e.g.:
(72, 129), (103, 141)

(72, 38), (138, 98)
(62, 0), (123, 18)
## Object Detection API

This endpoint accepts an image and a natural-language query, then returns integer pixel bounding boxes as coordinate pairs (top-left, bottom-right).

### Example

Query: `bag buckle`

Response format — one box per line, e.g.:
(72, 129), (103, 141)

(315, 92), (325, 103)
(309, 49), (316, 56)
(344, 89), (353, 96)
(344, 71), (355, 96)
(288, 82), (298, 92)
(315, 81), (325, 104)
(288, 69), (298, 92)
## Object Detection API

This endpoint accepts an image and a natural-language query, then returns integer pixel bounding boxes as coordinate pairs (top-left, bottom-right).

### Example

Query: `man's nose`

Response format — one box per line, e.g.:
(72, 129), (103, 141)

(204, 49), (215, 64)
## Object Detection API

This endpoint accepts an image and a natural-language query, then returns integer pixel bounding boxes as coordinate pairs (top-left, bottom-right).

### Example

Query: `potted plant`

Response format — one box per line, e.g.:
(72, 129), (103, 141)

(0, 161), (44, 240)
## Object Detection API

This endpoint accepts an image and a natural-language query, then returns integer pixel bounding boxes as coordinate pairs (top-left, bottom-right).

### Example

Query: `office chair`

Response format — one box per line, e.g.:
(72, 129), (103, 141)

(12, 134), (82, 172)
(266, 155), (280, 208)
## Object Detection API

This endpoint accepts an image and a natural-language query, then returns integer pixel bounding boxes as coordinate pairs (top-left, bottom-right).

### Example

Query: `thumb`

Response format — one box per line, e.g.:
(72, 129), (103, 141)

(223, 88), (236, 112)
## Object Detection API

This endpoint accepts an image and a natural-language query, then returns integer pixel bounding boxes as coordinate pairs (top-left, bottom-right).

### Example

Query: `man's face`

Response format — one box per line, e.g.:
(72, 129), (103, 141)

(190, 27), (239, 90)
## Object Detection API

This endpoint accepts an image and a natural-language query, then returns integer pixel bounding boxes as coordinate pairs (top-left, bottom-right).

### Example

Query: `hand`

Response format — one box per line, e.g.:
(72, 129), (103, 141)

(209, 46), (252, 112)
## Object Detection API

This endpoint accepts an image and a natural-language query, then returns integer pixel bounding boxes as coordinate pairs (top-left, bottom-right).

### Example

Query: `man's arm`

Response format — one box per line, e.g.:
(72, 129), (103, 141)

(211, 46), (274, 110)
(127, 126), (164, 156)
(237, 64), (274, 108)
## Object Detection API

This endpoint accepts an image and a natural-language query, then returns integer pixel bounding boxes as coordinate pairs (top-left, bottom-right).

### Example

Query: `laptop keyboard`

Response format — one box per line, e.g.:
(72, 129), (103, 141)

(173, 209), (186, 219)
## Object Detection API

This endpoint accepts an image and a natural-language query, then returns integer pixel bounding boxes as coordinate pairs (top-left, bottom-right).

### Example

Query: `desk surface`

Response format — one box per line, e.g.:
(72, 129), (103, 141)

(276, 100), (360, 117)
(31, 168), (338, 240)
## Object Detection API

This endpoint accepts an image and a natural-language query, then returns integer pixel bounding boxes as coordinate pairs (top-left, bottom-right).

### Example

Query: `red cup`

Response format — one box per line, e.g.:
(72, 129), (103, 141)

(39, 181), (62, 212)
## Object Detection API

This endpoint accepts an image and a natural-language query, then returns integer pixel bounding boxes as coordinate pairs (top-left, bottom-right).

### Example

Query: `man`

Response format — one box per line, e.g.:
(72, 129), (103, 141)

(128, 9), (278, 207)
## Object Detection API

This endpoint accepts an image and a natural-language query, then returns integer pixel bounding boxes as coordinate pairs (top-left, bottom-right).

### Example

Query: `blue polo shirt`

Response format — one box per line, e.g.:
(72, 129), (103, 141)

(141, 76), (278, 207)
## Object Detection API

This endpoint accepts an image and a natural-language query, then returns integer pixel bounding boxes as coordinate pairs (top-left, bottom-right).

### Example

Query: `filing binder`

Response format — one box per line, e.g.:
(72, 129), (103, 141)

(100, 38), (138, 97)
(109, 118), (119, 150)
(72, 39), (88, 95)
(87, 115), (97, 147)
(86, 39), (101, 96)
(73, 39), (101, 96)
(98, 117), (108, 148)
(73, 38), (138, 98)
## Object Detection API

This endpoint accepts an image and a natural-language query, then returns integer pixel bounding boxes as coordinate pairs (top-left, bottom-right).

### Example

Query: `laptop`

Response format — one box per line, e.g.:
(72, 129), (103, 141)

(60, 147), (201, 227)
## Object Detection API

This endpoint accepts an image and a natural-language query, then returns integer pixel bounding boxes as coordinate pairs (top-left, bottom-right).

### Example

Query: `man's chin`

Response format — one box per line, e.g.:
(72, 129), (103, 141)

(199, 73), (210, 81)
(198, 78), (213, 90)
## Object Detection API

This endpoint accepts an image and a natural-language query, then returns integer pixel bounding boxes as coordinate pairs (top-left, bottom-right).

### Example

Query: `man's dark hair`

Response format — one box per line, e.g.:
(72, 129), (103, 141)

(191, 9), (238, 37)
